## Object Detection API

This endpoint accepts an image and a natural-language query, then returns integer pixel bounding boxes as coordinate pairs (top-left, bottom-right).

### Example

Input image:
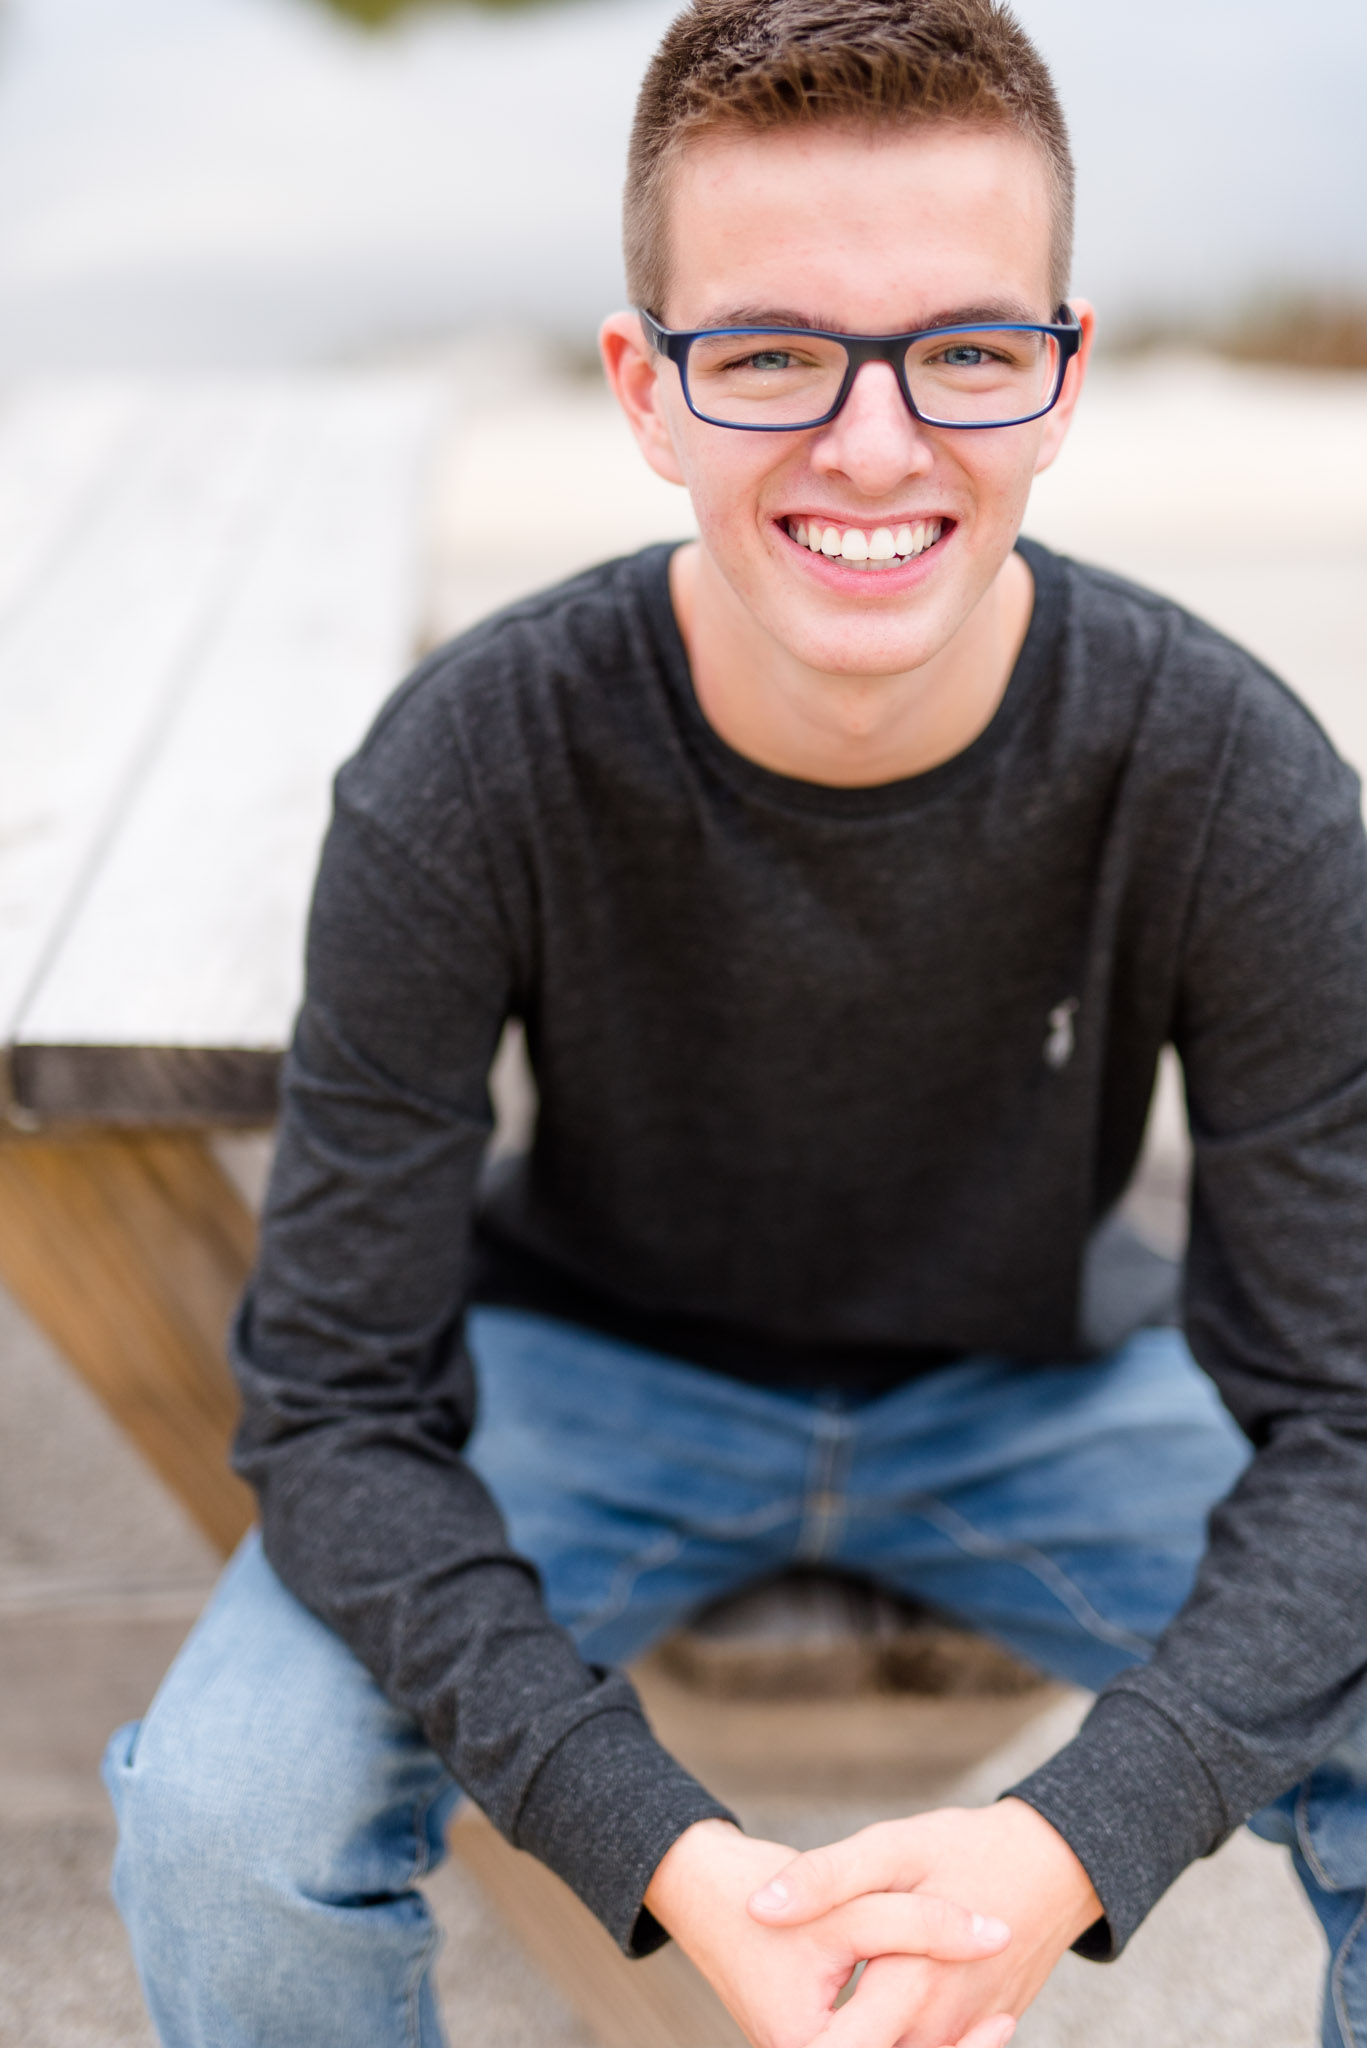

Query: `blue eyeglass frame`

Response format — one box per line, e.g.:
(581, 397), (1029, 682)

(638, 305), (1083, 431)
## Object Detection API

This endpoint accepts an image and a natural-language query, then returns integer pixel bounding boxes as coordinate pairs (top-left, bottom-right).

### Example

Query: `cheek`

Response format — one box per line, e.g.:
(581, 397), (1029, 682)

(676, 437), (782, 548)
(665, 406), (801, 540)
(969, 429), (1046, 520)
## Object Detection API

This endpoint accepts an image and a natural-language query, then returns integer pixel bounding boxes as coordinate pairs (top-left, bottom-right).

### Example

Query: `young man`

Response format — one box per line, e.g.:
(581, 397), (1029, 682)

(106, 4), (1367, 2045)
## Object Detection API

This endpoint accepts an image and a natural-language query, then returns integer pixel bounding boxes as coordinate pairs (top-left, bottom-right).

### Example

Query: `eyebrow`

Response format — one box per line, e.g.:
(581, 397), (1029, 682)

(691, 299), (1049, 332)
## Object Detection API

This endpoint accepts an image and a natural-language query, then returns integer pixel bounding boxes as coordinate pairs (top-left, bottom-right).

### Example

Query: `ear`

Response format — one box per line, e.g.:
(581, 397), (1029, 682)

(1032, 296), (1095, 477)
(600, 311), (689, 488)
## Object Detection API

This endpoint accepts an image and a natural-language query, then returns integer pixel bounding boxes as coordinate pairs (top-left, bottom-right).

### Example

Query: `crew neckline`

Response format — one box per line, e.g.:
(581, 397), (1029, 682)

(641, 533), (1066, 820)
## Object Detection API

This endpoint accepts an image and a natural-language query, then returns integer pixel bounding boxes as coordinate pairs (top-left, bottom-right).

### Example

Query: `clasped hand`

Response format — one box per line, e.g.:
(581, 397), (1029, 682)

(644, 1801), (1102, 2048)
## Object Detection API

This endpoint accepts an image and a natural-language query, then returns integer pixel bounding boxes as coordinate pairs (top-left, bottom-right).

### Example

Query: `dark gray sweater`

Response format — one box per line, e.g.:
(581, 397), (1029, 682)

(233, 538), (1367, 1961)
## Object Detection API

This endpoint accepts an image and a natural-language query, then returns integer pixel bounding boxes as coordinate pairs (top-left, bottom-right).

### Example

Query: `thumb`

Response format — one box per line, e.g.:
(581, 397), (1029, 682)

(748, 1824), (926, 1926)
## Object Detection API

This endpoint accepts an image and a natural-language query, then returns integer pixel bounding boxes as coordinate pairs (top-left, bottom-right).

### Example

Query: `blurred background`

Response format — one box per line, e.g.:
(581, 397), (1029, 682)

(2, 0), (1365, 368)
(1, 4), (1364, 2045)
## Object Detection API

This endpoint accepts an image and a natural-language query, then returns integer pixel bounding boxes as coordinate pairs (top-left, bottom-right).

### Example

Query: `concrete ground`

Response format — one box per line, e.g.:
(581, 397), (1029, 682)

(5, 347), (1364, 2046)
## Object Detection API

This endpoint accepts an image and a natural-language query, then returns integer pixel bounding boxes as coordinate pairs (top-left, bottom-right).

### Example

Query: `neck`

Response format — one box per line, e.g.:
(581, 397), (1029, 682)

(669, 543), (1034, 789)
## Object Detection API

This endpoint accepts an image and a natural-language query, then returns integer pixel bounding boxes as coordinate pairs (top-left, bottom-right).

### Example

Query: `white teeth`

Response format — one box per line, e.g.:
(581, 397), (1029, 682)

(790, 518), (947, 565)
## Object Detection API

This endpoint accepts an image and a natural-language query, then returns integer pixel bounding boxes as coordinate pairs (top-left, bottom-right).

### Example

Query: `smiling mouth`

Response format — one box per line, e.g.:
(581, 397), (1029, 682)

(783, 516), (950, 570)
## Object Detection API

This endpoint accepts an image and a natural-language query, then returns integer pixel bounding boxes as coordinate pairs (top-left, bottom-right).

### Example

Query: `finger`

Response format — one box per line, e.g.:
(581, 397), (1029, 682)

(819, 1955), (1015, 2048)
(749, 1821), (932, 1924)
(815, 1954), (939, 2048)
(819, 1892), (1011, 1965)
(943, 2015), (1016, 2048)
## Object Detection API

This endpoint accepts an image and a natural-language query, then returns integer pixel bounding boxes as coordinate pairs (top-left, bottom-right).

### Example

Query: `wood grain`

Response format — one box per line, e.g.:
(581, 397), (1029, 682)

(9, 1045), (281, 1125)
(449, 1808), (744, 2048)
(0, 381), (140, 627)
(0, 1129), (257, 1553)
(0, 384), (299, 1041)
(15, 376), (442, 1068)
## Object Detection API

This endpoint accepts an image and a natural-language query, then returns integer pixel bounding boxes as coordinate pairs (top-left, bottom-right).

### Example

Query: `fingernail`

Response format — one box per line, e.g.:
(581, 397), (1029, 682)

(994, 2022), (1017, 2047)
(751, 1880), (789, 1912)
(972, 1913), (1012, 1944)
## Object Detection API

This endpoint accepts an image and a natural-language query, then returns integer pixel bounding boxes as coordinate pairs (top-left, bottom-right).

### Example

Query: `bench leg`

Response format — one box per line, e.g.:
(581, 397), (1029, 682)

(0, 1128), (257, 1555)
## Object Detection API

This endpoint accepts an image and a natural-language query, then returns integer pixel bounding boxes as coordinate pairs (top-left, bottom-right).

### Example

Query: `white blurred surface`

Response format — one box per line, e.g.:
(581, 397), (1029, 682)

(1027, 354), (1367, 768)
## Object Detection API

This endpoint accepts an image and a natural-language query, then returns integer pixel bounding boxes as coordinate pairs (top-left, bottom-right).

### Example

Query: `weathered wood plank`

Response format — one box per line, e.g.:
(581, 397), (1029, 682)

(0, 1129), (257, 1552)
(9, 1045), (281, 1125)
(449, 1808), (744, 2048)
(13, 377), (440, 1096)
(0, 384), (305, 1043)
(0, 381), (140, 625)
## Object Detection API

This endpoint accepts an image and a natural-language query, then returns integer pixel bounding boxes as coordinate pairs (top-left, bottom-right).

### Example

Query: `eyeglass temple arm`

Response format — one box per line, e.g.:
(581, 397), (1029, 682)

(638, 309), (676, 357)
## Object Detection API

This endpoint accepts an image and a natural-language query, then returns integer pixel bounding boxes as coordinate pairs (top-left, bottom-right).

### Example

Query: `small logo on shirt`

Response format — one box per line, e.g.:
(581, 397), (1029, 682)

(1045, 998), (1079, 1071)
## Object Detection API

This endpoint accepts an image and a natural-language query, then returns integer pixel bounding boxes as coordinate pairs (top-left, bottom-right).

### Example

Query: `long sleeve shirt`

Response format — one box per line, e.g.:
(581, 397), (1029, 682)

(232, 537), (1367, 1957)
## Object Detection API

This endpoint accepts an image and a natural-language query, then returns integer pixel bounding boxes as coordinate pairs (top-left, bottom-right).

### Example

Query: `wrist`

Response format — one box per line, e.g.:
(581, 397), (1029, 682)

(997, 1796), (1102, 1944)
(644, 1816), (745, 1937)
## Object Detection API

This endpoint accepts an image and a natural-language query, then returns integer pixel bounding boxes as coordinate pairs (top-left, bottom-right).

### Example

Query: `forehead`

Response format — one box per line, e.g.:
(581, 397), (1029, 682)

(661, 122), (1055, 331)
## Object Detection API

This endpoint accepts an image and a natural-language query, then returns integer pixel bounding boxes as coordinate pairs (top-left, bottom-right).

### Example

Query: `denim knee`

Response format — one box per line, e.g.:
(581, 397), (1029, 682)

(103, 1538), (458, 1934)
(103, 1709), (291, 1936)
(104, 1705), (454, 2048)
(102, 1543), (461, 2048)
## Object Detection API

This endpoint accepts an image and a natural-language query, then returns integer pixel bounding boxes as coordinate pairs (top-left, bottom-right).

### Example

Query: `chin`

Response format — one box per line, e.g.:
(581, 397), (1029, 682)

(801, 641), (942, 680)
(764, 602), (952, 680)
(724, 542), (973, 678)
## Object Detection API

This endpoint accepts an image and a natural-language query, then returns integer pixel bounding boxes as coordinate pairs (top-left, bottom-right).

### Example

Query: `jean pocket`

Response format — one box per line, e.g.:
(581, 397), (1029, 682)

(1298, 1760), (1367, 1894)
(101, 1719), (143, 1809)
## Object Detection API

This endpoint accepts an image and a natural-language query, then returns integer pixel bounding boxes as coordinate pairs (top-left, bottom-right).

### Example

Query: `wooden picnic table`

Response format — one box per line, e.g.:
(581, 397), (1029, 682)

(0, 372), (442, 1552)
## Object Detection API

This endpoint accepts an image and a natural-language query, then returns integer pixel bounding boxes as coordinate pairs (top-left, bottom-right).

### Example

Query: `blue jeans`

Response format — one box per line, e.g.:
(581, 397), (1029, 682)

(105, 1312), (1367, 2047)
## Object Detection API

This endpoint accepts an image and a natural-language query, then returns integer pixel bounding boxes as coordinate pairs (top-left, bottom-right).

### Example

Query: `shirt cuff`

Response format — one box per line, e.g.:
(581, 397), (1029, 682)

(512, 1703), (737, 1955)
(1005, 1685), (1229, 1958)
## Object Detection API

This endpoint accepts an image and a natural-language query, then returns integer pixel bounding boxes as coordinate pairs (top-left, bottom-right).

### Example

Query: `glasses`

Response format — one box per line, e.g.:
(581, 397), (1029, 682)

(640, 307), (1082, 431)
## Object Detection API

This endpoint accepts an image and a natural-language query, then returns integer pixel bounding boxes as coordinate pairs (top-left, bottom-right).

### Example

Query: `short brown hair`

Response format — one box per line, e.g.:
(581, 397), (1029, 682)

(624, 0), (1074, 317)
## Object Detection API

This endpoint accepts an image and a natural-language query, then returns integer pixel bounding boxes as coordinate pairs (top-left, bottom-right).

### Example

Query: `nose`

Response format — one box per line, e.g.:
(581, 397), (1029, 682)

(810, 359), (934, 495)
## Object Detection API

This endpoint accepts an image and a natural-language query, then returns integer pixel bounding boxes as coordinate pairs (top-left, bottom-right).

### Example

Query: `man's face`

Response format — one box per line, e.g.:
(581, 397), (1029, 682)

(606, 121), (1089, 679)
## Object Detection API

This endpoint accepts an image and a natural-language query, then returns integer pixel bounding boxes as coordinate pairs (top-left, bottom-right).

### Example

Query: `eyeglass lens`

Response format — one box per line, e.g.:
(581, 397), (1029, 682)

(683, 327), (1062, 427)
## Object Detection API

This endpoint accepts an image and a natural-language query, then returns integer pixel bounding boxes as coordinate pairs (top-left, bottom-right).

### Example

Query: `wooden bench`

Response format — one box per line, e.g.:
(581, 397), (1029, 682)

(0, 372), (442, 1551)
